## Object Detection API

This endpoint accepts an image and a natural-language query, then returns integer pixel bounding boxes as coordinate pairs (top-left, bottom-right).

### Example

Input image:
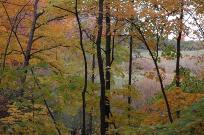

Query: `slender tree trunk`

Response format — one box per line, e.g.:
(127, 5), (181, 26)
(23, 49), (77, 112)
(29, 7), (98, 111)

(92, 54), (95, 83)
(89, 53), (95, 135)
(128, 35), (133, 98)
(176, 0), (184, 87)
(23, 0), (39, 68)
(15, 0), (40, 97)
(2, 27), (14, 71)
(32, 94), (35, 135)
(95, 0), (106, 134)
(20, 0), (40, 91)
(128, 0), (134, 123)
(75, 0), (88, 134)
(154, 60), (173, 123)
(43, 99), (62, 135)
(111, 33), (115, 64)
(137, 28), (173, 123)
(128, 28), (133, 121)
(176, 35), (181, 87)
(1, 2), (28, 71)
(31, 69), (62, 135)
(105, 0), (111, 131)
(110, 19), (118, 65)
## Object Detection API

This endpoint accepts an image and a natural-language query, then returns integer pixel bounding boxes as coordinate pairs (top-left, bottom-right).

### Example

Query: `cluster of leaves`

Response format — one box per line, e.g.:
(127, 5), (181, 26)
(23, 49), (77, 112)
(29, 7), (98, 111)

(0, 103), (68, 134)
(161, 45), (177, 60)
(180, 67), (204, 93)
(144, 67), (166, 81)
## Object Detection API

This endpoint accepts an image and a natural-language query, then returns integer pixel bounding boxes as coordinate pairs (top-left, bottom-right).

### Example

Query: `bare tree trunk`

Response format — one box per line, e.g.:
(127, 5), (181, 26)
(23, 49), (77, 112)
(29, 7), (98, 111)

(137, 28), (173, 123)
(75, 0), (88, 134)
(88, 53), (95, 135)
(128, 28), (133, 121)
(176, 0), (184, 87)
(43, 99), (62, 135)
(105, 0), (111, 131)
(21, 0), (43, 94)
(95, 0), (107, 134)
(23, 0), (39, 68)
(110, 19), (118, 65)
(32, 94), (35, 135)
(92, 54), (95, 83)
(154, 60), (173, 123)
(128, 0), (134, 124)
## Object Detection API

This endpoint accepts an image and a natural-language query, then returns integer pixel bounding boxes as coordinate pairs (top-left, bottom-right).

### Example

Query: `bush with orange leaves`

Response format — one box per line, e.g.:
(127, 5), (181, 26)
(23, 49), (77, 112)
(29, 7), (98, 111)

(142, 87), (204, 125)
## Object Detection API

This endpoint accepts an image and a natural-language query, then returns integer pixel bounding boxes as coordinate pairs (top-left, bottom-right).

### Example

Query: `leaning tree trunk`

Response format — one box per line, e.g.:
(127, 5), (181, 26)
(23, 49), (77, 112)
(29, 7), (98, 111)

(137, 28), (173, 123)
(31, 69), (62, 135)
(154, 60), (173, 123)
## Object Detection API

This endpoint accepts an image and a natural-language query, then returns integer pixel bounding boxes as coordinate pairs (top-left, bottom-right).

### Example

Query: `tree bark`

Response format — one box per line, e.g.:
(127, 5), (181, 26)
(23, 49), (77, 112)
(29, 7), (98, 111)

(128, 28), (133, 121)
(154, 60), (173, 123)
(95, 0), (106, 134)
(128, 0), (134, 123)
(44, 99), (62, 135)
(75, 0), (88, 134)
(89, 53), (95, 135)
(16, 0), (41, 97)
(137, 27), (173, 123)
(23, 0), (39, 68)
(20, 0), (42, 91)
(176, 0), (184, 87)
(105, 0), (111, 132)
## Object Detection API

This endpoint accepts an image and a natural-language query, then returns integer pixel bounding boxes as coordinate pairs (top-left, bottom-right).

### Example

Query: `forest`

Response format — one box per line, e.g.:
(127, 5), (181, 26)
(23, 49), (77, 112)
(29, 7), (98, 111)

(0, 0), (204, 134)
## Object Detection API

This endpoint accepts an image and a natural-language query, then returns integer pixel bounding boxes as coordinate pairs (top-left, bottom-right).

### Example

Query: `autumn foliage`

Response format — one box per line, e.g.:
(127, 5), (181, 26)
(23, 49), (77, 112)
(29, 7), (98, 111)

(0, 0), (204, 134)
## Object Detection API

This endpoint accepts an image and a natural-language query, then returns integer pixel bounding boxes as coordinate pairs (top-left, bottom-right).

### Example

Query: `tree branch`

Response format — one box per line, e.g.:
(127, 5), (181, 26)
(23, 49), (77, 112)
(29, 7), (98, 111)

(53, 5), (76, 14)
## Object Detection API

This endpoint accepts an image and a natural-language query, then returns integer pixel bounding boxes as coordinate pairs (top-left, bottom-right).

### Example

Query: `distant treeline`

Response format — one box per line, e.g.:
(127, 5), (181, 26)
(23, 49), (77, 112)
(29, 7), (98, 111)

(164, 40), (204, 51)
(136, 40), (204, 51)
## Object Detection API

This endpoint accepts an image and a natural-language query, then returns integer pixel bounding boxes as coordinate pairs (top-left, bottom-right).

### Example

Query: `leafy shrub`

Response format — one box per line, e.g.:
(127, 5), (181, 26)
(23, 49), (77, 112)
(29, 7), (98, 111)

(166, 67), (204, 93)
(161, 45), (177, 60)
